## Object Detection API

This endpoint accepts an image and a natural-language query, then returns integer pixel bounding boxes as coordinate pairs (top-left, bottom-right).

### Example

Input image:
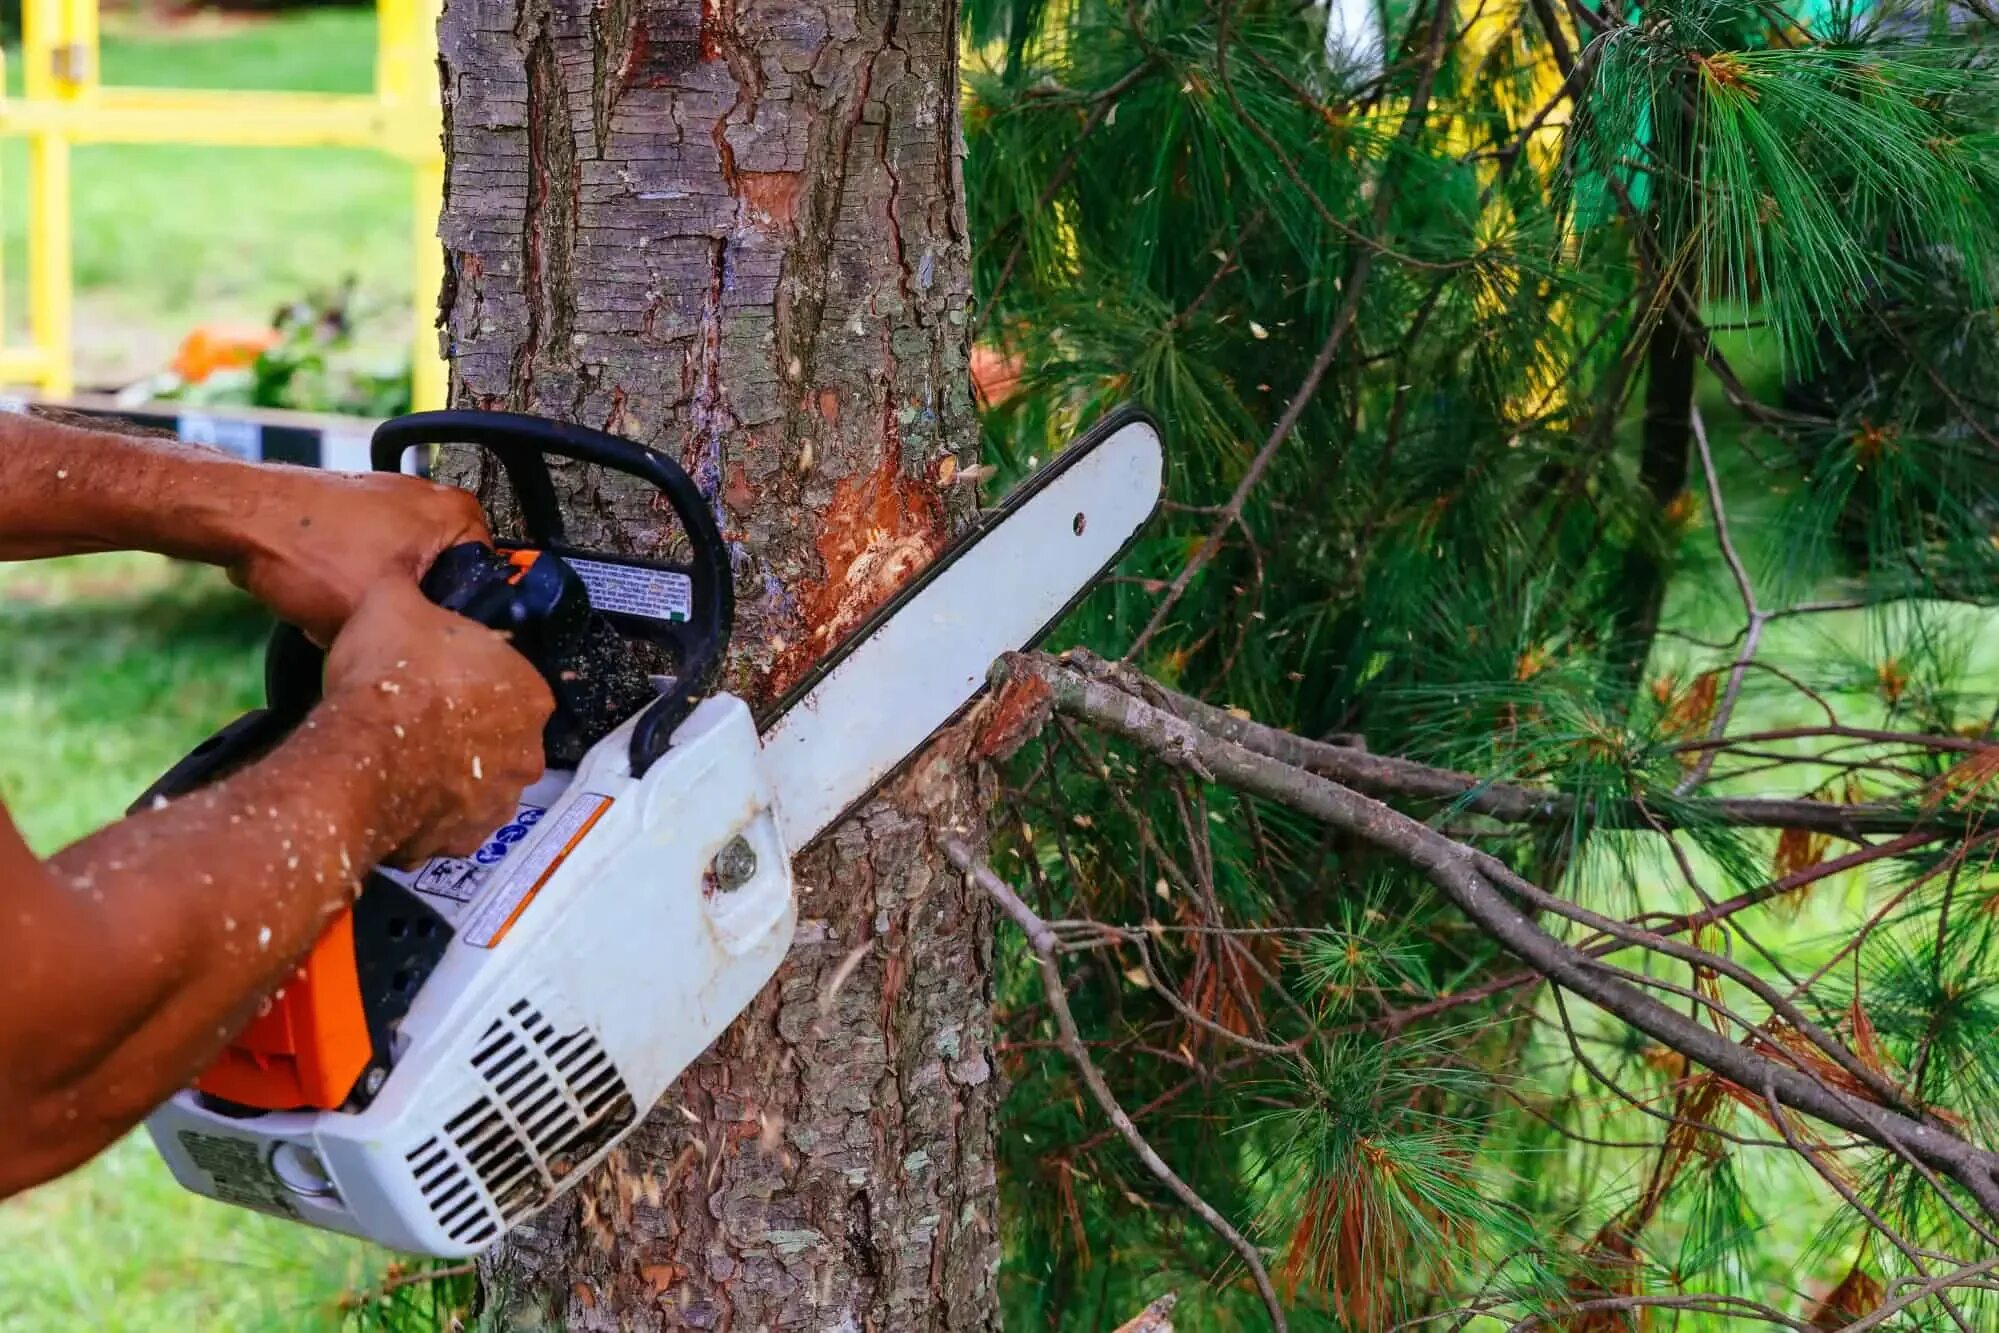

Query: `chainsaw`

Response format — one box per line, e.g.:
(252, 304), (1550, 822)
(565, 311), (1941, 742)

(139, 405), (1163, 1256)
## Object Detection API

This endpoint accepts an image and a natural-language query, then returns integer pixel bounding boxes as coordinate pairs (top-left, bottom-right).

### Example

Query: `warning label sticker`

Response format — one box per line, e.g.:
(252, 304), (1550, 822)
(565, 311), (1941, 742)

(464, 794), (612, 947)
(178, 1131), (299, 1218)
(390, 803), (548, 907)
(566, 558), (693, 623)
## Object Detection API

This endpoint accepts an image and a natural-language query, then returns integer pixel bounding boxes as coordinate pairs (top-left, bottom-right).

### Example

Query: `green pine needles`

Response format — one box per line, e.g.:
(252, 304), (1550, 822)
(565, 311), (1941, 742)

(972, 0), (1999, 1327)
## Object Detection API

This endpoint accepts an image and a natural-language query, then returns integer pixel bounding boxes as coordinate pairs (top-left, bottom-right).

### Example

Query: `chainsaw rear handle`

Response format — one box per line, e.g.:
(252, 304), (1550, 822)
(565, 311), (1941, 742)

(371, 410), (736, 775)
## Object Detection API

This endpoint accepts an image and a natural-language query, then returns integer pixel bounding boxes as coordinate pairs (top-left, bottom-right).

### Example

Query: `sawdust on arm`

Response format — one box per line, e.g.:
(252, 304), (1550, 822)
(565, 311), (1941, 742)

(0, 582), (550, 1200)
(0, 409), (489, 642)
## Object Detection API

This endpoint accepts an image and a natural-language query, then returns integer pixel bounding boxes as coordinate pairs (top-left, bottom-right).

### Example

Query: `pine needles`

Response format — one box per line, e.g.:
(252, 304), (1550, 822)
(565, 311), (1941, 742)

(971, 0), (1999, 1326)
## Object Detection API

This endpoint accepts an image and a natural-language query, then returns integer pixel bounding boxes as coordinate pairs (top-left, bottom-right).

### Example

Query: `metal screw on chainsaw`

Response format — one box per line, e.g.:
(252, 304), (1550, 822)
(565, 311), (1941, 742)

(713, 836), (757, 892)
(364, 1067), (387, 1097)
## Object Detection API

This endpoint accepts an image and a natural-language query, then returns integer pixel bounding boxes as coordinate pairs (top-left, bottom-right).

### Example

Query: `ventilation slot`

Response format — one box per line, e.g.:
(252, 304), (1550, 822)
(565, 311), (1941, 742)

(415, 997), (638, 1239)
(404, 1133), (500, 1248)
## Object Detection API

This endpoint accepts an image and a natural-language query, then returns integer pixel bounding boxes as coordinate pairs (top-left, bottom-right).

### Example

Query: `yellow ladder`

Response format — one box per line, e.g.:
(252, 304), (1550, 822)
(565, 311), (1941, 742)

(0, 0), (445, 408)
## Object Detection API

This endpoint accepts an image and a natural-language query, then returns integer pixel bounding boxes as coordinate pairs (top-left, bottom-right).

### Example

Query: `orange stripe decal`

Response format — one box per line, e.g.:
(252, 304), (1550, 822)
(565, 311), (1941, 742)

(480, 797), (612, 947)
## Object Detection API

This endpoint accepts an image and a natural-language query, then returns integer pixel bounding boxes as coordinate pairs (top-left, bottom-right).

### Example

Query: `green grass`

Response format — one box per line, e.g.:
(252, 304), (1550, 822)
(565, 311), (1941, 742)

(0, 17), (435, 1324)
(0, 554), (400, 1332)
(0, 554), (262, 848)
(0, 15), (434, 1326)
(0, 8), (412, 384)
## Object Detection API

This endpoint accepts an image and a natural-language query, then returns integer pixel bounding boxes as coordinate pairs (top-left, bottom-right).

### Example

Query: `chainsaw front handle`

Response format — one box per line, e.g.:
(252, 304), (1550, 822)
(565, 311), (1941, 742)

(371, 410), (736, 774)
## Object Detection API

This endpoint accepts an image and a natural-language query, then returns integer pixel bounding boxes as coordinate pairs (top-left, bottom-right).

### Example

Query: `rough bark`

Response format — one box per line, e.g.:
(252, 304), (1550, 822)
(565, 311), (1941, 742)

(433, 0), (998, 1321)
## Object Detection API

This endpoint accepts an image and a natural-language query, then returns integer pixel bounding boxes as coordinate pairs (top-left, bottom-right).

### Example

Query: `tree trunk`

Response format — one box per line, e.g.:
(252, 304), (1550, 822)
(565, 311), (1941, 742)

(432, 0), (998, 1322)
(1608, 70), (1701, 698)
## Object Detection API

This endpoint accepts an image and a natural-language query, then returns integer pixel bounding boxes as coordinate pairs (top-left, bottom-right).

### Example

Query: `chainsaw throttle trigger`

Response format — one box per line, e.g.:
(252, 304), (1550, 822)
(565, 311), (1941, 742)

(415, 540), (649, 769)
(419, 541), (590, 645)
(372, 410), (734, 776)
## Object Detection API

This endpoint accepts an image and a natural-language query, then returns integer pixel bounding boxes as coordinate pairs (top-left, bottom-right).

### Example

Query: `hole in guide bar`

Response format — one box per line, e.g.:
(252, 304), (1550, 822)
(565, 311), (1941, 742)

(1072, 512), (1087, 535)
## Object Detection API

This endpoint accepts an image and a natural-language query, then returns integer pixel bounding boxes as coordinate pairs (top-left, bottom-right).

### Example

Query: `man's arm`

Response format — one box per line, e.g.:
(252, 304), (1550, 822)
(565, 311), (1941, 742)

(0, 410), (487, 641)
(0, 582), (551, 1199)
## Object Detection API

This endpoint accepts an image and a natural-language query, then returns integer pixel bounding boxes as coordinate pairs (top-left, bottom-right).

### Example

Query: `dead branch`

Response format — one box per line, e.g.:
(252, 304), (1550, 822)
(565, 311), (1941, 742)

(1114, 1291), (1179, 1332)
(943, 838), (1290, 1331)
(335, 1261), (477, 1313)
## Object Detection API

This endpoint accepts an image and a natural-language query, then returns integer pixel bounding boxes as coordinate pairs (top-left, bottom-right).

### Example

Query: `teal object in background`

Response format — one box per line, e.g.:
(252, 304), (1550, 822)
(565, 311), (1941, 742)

(1565, 0), (1863, 227)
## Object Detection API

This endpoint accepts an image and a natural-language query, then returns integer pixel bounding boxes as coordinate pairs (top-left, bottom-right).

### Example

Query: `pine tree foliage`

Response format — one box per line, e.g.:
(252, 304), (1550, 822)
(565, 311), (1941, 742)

(966, 0), (1999, 1326)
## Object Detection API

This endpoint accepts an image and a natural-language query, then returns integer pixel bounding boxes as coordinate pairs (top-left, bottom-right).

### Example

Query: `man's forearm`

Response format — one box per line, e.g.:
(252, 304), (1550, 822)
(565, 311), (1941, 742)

(0, 689), (434, 1193)
(0, 409), (490, 645)
(0, 411), (291, 568)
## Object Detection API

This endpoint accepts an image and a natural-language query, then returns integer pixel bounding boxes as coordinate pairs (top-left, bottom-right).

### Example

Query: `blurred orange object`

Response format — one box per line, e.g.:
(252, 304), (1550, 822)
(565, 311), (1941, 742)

(172, 325), (279, 384)
(970, 343), (1023, 407)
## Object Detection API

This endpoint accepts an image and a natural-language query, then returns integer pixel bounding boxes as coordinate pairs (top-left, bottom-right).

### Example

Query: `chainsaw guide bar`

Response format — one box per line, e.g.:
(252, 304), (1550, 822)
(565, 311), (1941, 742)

(761, 403), (1165, 848)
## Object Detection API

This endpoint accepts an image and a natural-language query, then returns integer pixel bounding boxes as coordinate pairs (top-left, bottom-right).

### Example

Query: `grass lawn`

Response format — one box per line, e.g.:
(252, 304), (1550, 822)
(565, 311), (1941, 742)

(0, 14), (438, 1327)
(0, 555), (398, 1331)
(0, 7), (413, 386)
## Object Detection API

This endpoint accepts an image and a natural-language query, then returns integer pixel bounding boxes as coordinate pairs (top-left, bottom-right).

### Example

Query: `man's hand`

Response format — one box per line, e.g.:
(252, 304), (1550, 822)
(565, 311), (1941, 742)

(323, 579), (554, 863)
(0, 579), (553, 1196)
(231, 471), (491, 644)
(0, 417), (564, 1197)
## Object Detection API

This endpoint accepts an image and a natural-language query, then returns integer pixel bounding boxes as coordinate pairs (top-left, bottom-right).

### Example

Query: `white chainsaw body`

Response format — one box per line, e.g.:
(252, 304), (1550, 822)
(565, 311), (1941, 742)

(142, 410), (1163, 1256)
(148, 696), (794, 1255)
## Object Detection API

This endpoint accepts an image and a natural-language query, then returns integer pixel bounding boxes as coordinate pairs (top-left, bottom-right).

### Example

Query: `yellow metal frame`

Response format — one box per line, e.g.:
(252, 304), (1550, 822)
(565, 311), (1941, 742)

(0, 0), (445, 407)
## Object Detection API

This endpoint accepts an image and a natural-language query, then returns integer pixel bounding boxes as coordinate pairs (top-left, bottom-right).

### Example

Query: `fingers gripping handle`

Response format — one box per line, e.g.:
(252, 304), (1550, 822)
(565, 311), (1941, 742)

(184, 543), (594, 1113)
(372, 411), (735, 775)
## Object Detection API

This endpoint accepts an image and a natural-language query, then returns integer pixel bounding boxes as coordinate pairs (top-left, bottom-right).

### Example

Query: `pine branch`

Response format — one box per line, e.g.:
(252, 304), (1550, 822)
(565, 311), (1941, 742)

(1608, 52), (1701, 696)
(334, 1261), (477, 1314)
(1676, 405), (1764, 793)
(1494, 1292), (1812, 1330)
(975, 56), (1160, 334)
(942, 838), (1289, 1330)
(1843, 1257), (1999, 1333)
(1758, 1078), (1987, 1333)
(1048, 650), (1986, 839)
(1127, 0), (1454, 657)
(999, 652), (1999, 1220)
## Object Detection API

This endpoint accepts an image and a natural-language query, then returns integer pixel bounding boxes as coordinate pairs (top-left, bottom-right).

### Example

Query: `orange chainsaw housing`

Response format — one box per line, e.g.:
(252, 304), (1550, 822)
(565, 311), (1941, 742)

(195, 911), (372, 1111)
(190, 548), (550, 1112)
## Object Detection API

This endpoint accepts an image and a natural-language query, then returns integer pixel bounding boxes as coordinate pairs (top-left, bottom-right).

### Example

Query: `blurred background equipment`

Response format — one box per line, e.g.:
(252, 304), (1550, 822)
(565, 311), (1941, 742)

(0, 0), (441, 408)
